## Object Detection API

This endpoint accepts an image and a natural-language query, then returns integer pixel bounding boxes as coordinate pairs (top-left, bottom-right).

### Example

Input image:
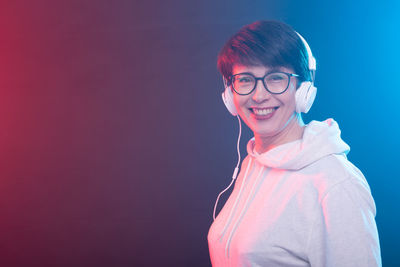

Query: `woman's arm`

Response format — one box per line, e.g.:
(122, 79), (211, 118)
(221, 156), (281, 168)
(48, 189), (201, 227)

(307, 177), (381, 267)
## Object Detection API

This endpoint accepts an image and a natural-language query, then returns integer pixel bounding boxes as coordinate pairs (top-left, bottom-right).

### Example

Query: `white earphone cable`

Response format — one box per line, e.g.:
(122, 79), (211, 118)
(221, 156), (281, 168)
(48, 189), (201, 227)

(213, 115), (242, 221)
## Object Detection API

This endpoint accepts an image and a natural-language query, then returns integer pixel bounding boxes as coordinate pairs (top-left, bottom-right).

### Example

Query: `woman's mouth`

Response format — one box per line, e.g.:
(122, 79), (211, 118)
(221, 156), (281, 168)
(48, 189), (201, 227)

(249, 107), (279, 120)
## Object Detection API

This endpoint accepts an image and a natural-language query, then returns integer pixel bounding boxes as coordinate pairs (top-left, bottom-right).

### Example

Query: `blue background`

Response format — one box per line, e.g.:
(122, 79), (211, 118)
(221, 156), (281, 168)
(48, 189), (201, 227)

(0, 0), (398, 266)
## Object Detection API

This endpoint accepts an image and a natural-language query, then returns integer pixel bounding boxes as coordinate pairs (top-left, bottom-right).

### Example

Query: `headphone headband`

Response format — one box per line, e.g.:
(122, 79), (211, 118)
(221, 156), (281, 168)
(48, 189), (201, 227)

(295, 31), (316, 71)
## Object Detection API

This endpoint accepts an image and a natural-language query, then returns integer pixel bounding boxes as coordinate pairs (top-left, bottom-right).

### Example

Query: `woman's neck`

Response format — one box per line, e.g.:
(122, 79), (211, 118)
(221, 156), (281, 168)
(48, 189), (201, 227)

(254, 113), (305, 154)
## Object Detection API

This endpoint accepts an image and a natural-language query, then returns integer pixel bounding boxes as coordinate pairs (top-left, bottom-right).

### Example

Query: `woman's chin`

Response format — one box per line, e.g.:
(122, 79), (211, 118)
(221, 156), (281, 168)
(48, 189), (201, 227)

(250, 127), (280, 138)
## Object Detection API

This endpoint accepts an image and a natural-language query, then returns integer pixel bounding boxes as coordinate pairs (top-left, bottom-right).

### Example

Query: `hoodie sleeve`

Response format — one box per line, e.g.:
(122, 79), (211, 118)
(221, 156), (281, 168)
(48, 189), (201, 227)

(307, 177), (381, 267)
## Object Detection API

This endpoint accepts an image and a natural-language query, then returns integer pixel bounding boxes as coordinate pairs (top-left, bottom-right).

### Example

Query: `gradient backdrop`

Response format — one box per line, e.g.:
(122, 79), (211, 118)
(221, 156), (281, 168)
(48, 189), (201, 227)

(0, 0), (398, 266)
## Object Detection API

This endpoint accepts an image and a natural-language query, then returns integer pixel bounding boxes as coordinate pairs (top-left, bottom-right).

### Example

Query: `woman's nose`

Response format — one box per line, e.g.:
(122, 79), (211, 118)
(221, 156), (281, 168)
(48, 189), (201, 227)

(251, 80), (271, 102)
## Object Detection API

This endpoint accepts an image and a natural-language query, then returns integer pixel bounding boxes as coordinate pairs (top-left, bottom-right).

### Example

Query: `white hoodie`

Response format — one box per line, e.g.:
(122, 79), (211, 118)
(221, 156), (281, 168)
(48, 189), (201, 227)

(208, 119), (381, 267)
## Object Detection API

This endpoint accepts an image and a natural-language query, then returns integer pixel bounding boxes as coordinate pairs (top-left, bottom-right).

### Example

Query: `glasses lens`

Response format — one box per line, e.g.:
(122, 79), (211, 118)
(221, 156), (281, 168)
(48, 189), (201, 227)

(264, 73), (289, 93)
(232, 74), (255, 94)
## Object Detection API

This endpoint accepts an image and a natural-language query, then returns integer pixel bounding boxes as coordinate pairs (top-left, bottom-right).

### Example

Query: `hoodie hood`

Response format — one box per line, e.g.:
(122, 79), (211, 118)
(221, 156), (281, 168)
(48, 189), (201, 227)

(247, 118), (350, 170)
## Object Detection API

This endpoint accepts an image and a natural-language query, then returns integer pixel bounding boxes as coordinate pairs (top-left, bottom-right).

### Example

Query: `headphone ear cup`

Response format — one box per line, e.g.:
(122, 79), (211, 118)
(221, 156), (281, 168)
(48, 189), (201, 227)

(221, 86), (238, 116)
(295, 81), (317, 113)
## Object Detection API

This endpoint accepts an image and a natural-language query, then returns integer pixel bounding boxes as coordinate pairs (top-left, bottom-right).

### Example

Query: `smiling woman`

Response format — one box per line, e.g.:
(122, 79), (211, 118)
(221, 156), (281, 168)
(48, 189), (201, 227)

(208, 20), (381, 267)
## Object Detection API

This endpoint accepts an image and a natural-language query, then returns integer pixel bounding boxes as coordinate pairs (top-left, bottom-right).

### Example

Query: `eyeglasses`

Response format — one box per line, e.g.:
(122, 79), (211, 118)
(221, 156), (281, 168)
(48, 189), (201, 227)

(229, 72), (300, 95)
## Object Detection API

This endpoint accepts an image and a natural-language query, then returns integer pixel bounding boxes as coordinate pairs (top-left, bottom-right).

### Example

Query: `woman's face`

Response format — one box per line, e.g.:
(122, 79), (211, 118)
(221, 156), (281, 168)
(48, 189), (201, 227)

(232, 64), (299, 138)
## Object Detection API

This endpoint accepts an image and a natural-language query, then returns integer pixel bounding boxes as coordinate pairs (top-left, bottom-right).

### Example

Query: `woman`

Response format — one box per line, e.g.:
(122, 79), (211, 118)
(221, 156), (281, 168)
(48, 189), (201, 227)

(208, 20), (381, 267)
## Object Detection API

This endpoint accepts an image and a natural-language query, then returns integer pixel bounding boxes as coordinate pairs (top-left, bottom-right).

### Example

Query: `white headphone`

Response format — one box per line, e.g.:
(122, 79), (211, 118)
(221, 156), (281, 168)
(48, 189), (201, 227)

(221, 31), (317, 115)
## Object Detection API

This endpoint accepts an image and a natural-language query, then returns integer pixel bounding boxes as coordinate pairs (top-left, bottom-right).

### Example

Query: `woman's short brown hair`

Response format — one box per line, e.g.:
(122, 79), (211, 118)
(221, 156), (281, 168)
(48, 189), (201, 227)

(217, 20), (312, 85)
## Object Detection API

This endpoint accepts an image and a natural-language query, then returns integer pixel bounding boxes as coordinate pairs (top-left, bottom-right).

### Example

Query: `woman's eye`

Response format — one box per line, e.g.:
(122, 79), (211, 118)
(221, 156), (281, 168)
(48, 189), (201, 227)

(238, 76), (252, 83)
(267, 74), (285, 82)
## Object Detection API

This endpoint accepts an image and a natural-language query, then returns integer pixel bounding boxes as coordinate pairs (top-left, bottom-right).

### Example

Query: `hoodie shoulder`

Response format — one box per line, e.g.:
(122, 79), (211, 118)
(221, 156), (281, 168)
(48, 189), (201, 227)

(304, 153), (372, 202)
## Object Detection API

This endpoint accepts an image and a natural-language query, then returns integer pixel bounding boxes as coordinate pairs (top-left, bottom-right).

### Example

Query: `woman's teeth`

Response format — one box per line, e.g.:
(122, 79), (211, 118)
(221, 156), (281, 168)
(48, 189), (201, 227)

(252, 108), (276, 115)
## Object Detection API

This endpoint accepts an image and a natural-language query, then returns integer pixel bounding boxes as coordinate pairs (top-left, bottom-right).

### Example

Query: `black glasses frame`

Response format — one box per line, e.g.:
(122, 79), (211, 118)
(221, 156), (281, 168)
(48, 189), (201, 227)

(229, 72), (300, 96)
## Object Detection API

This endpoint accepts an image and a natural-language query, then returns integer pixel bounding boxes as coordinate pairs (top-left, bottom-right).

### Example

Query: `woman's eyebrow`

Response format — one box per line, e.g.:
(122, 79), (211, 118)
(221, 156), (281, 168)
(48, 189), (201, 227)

(233, 68), (283, 76)
(268, 67), (283, 72)
(232, 72), (253, 75)
(237, 66), (286, 73)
